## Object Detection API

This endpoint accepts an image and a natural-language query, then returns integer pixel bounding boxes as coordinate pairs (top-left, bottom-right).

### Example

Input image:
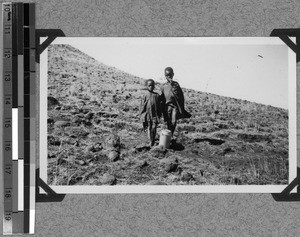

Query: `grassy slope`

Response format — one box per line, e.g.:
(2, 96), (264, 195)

(47, 44), (289, 186)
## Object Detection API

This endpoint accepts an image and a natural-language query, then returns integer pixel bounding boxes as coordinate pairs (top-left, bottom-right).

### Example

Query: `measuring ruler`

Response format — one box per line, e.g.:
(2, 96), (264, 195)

(3, 2), (13, 234)
(2, 2), (35, 235)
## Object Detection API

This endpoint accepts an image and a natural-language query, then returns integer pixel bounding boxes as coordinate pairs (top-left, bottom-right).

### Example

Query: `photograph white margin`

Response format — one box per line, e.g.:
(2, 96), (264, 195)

(39, 37), (297, 194)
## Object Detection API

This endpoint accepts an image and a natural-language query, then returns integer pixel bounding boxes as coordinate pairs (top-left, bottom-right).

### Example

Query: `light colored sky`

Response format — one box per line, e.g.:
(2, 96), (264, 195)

(51, 37), (295, 109)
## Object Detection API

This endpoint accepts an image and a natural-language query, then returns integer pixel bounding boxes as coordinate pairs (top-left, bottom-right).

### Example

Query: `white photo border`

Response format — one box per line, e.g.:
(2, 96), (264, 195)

(39, 37), (297, 194)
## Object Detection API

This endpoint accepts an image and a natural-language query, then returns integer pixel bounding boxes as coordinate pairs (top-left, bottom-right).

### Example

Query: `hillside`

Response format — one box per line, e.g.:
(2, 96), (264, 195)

(47, 44), (289, 186)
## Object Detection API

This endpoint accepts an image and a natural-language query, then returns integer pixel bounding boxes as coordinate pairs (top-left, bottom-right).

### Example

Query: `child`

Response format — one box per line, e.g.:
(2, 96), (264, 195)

(160, 67), (191, 137)
(139, 79), (162, 146)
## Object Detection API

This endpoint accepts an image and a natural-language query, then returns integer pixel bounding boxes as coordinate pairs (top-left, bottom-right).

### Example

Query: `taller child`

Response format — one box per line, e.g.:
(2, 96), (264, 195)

(160, 67), (191, 136)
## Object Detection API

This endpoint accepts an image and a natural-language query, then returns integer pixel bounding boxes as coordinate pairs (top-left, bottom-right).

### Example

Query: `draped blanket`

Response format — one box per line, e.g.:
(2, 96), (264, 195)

(161, 81), (191, 120)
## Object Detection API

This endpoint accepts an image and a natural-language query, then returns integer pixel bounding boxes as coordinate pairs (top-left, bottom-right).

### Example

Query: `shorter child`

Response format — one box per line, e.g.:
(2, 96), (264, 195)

(139, 79), (162, 146)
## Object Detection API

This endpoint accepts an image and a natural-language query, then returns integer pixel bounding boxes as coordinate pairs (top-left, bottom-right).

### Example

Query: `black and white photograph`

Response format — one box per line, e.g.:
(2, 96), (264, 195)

(39, 37), (296, 193)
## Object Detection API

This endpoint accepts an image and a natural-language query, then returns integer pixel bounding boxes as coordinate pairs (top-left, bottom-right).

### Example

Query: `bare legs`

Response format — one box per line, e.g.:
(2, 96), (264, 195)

(147, 122), (157, 146)
(167, 120), (176, 137)
(166, 106), (178, 137)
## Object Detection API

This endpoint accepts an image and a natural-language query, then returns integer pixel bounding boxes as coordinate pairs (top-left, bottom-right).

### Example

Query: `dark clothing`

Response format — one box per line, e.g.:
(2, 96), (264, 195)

(139, 91), (162, 127)
(160, 80), (191, 121)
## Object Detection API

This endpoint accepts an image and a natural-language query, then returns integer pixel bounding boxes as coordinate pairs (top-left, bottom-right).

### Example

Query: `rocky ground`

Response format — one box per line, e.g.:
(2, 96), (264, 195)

(47, 44), (289, 186)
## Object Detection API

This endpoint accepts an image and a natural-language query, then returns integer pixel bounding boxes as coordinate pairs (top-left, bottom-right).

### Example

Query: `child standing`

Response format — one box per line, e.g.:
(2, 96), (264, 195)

(139, 79), (162, 146)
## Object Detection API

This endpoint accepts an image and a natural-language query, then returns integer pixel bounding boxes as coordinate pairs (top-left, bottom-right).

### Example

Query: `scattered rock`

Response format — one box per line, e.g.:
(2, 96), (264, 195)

(67, 175), (83, 185)
(97, 111), (118, 118)
(85, 144), (103, 153)
(233, 177), (242, 185)
(160, 157), (179, 173)
(122, 106), (130, 112)
(55, 106), (62, 110)
(94, 143), (103, 151)
(70, 134), (78, 138)
(150, 145), (167, 158)
(105, 134), (121, 150)
(222, 147), (234, 156)
(48, 136), (61, 146)
(76, 113), (85, 118)
(47, 135), (54, 141)
(94, 117), (102, 124)
(85, 145), (95, 153)
(164, 162), (178, 173)
(214, 122), (228, 129)
(135, 144), (151, 152)
(159, 156), (177, 164)
(62, 105), (73, 110)
(101, 173), (116, 185)
(50, 140), (61, 146)
(214, 131), (230, 139)
(135, 160), (149, 169)
(129, 148), (138, 154)
(191, 149), (199, 155)
(48, 154), (56, 159)
(72, 117), (83, 125)
(90, 153), (108, 162)
(181, 171), (194, 182)
(90, 100), (99, 105)
(108, 151), (120, 162)
(85, 112), (94, 120)
(54, 120), (70, 128)
(112, 94), (118, 103)
(237, 133), (272, 143)
(57, 157), (68, 165)
(119, 129), (131, 138)
(146, 180), (167, 185)
(75, 160), (86, 166)
(83, 120), (93, 126)
(167, 174), (180, 182)
(78, 108), (89, 114)
(61, 73), (70, 78)
(48, 96), (60, 107)
(47, 118), (54, 124)
(80, 132), (90, 138)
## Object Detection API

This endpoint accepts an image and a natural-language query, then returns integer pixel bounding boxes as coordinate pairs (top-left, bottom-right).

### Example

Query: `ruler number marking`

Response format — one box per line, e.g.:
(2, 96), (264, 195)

(4, 142), (11, 151)
(4, 212), (12, 221)
(4, 188), (12, 199)
(4, 25), (11, 34)
(5, 73), (11, 81)
(4, 50), (11, 58)
(5, 165), (12, 175)
(3, 5), (11, 12)
(4, 119), (12, 128)
(5, 97), (11, 105)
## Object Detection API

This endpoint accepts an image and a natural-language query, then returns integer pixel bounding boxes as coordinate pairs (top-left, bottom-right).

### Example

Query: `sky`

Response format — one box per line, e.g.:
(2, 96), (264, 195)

(50, 37), (295, 109)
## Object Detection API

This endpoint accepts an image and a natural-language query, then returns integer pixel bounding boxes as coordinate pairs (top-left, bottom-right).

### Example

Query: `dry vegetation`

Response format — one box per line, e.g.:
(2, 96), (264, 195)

(47, 44), (289, 186)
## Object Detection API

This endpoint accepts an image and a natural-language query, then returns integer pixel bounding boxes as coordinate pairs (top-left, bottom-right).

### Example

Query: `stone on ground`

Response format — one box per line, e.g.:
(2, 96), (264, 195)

(101, 173), (116, 185)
